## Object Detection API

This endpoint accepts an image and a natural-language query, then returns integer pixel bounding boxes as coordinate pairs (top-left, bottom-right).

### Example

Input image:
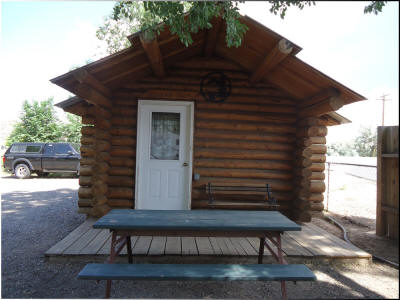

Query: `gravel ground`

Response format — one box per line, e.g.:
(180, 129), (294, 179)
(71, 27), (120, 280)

(1, 174), (399, 299)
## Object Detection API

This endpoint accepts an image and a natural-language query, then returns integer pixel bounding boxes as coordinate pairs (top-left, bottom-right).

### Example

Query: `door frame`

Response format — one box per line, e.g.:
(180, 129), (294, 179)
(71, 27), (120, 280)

(135, 100), (195, 210)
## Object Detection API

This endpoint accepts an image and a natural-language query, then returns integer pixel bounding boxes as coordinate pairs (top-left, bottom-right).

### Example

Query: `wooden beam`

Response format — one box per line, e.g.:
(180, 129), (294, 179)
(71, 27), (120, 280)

(140, 33), (166, 78)
(299, 96), (344, 118)
(203, 17), (222, 57)
(250, 39), (293, 83)
(75, 83), (112, 109)
(73, 69), (111, 97)
(297, 87), (340, 109)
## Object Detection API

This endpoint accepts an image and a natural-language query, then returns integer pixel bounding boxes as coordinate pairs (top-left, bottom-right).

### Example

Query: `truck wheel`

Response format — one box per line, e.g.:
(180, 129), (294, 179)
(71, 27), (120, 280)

(14, 164), (31, 179)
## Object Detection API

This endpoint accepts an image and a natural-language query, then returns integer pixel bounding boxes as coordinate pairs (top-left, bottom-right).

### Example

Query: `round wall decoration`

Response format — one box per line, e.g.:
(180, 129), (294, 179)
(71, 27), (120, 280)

(200, 71), (231, 103)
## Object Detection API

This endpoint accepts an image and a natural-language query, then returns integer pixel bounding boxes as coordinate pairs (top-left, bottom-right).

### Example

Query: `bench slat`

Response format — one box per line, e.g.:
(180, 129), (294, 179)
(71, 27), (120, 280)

(78, 263), (316, 282)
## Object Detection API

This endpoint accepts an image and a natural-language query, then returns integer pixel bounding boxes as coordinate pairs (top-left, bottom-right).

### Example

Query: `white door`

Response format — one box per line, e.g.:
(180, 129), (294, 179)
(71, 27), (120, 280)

(136, 100), (194, 210)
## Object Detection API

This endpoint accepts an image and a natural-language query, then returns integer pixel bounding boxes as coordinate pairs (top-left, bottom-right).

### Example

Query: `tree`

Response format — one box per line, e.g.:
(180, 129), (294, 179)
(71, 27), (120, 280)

(353, 126), (377, 157)
(97, 1), (387, 54)
(6, 98), (62, 146)
(6, 98), (83, 149)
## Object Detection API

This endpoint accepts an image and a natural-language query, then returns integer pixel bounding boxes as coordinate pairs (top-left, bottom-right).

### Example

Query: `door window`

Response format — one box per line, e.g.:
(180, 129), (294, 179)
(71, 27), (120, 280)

(54, 144), (72, 155)
(150, 112), (180, 160)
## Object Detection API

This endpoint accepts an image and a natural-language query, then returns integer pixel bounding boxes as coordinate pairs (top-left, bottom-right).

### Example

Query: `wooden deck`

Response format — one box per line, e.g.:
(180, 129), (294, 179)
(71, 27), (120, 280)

(45, 218), (372, 264)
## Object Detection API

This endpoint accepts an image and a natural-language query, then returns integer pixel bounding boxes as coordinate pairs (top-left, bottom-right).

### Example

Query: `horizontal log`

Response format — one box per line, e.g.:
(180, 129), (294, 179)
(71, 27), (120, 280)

(196, 110), (296, 124)
(191, 199), (290, 211)
(196, 102), (296, 115)
(110, 127), (137, 137)
(80, 165), (92, 176)
(77, 207), (92, 215)
(310, 163), (325, 172)
(81, 126), (95, 135)
(309, 193), (324, 202)
(93, 195), (108, 205)
(296, 117), (319, 127)
(95, 129), (111, 140)
(310, 202), (324, 211)
(310, 144), (327, 155)
(293, 168), (312, 178)
(299, 96), (344, 118)
(297, 87), (340, 109)
(82, 116), (95, 125)
(195, 139), (293, 152)
(310, 136), (326, 145)
(112, 107), (137, 117)
(113, 99), (138, 107)
(111, 117), (136, 127)
(94, 118), (112, 130)
(294, 147), (312, 158)
(80, 145), (96, 156)
(311, 154), (326, 163)
(96, 151), (111, 162)
(91, 203), (111, 218)
(296, 126), (328, 138)
(194, 168), (293, 180)
(194, 148), (292, 161)
(293, 199), (311, 210)
(292, 210), (312, 222)
(294, 177), (311, 189)
(78, 198), (92, 207)
(296, 138), (312, 148)
(81, 136), (95, 145)
(191, 189), (293, 202)
(310, 180), (326, 193)
(107, 175), (135, 187)
(91, 184), (108, 196)
(92, 162), (109, 173)
(293, 158), (312, 168)
(78, 187), (92, 198)
(196, 120), (295, 134)
(109, 158), (136, 168)
(107, 187), (134, 199)
(194, 159), (292, 171)
(192, 177), (293, 192)
(111, 137), (136, 147)
(73, 69), (111, 97)
(108, 199), (134, 208)
(80, 157), (95, 166)
(110, 147), (136, 157)
(294, 187), (311, 198)
(93, 105), (112, 120)
(95, 140), (111, 152)
(108, 167), (135, 176)
(79, 176), (92, 186)
(311, 172), (325, 180)
(195, 129), (295, 144)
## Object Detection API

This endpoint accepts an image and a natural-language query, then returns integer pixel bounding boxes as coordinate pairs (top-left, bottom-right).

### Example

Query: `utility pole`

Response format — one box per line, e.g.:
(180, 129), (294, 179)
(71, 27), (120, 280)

(376, 94), (391, 126)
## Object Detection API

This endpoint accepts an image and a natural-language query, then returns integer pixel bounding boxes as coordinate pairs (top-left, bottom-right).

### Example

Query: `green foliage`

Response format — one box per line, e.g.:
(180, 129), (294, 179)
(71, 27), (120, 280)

(6, 98), (82, 149)
(98, 1), (386, 54)
(364, 1), (387, 15)
(327, 126), (377, 157)
(353, 126), (377, 157)
(6, 98), (62, 146)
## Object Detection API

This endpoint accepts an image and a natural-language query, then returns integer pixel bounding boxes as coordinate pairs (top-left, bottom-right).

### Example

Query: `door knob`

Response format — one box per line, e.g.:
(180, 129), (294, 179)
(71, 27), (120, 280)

(183, 162), (189, 167)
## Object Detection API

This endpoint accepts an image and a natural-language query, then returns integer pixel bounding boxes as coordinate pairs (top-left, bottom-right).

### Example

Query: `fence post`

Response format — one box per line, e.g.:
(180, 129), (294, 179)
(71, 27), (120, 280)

(326, 162), (331, 212)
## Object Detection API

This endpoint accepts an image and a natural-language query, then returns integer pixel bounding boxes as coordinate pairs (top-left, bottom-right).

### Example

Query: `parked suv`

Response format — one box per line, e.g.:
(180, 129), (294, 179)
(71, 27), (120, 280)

(2, 142), (80, 179)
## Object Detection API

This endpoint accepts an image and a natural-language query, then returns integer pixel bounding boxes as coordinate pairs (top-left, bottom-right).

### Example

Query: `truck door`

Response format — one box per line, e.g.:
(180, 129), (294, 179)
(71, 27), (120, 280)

(54, 143), (80, 171)
(41, 143), (57, 170)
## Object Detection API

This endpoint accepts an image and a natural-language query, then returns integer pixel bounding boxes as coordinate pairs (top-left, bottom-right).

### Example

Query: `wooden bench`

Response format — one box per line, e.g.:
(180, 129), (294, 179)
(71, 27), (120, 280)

(205, 182), (280, 209)
(78, 263), (316, 297)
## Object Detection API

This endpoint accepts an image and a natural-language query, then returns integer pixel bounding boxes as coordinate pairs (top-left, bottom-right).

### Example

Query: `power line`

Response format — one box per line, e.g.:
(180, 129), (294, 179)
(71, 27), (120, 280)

(376, 94), (391, 126)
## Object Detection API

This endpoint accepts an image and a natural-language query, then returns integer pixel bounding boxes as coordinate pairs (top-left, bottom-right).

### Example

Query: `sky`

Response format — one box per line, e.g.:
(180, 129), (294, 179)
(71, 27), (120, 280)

(1, 1), (399, 144)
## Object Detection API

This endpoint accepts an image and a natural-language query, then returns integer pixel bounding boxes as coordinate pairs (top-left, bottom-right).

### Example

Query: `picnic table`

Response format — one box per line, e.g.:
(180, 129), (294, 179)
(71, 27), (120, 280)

(78, 209), (316, 299)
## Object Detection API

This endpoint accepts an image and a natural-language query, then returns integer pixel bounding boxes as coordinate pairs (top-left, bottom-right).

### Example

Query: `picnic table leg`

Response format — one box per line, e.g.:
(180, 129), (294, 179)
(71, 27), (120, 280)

(105, 231), (117, 298)
(258, 237), (265, 264)
(126, 236), (133, 264)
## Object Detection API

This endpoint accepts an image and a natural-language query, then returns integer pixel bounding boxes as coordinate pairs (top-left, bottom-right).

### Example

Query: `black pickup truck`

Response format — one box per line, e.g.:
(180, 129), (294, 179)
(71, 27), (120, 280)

(2, 142), (80, 179)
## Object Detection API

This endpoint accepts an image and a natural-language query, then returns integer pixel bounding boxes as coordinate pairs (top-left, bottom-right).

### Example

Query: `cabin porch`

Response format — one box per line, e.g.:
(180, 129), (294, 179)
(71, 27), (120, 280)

(45, 218), (371, 264)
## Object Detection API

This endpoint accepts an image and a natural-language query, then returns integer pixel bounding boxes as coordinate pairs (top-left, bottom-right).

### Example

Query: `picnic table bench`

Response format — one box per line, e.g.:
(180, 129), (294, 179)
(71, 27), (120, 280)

(77, 209), (316, 299)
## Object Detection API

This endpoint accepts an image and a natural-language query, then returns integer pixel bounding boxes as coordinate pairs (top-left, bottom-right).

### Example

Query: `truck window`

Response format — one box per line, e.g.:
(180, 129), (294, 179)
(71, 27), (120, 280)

(54, 144), (72, 155)
(44, 144), (55, 155)
(10, 145), (26, 153)
(26, 145), (42, 153)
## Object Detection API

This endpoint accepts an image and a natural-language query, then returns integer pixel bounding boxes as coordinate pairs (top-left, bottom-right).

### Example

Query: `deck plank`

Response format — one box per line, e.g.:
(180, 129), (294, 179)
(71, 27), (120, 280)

(246, 238), (273, 256)
(63, 227), (102, 255)
(305, 223), (371, 258)
(281, 234), (313, 257)
(220, 238), (240, 255)
(229, 238), (247, 255)
(132, 236), (153, 255)
(45, 219), (95, 255)
(209, 237), (224, 255)
(237, 238), (258, 255)
(80, 229), (111, 255)
(195, 237), (214, 255)
(148, 237), (166, 256)
(165, 237), (181, 255)
(182, 237), (198, 255)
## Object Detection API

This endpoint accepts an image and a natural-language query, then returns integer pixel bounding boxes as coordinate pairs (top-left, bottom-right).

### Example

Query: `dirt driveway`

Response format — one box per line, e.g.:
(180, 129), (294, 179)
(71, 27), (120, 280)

(1, 175), (399, 299)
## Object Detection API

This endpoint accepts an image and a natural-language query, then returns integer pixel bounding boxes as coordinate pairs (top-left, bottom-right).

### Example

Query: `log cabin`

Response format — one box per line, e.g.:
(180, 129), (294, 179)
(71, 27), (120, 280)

(51, 15), (365, 222)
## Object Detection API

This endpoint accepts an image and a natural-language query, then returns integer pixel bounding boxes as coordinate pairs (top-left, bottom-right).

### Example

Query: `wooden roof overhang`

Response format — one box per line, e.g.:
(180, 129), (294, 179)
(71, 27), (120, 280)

(51, 15), (366, 122)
